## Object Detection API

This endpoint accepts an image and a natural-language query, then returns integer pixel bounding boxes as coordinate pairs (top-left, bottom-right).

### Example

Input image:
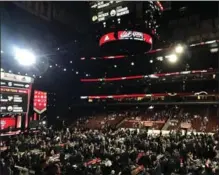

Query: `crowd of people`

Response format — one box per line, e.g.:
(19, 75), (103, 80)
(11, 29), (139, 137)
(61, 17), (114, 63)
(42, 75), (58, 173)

(1, 125), (219, 175)
(78, 106), (219, 132)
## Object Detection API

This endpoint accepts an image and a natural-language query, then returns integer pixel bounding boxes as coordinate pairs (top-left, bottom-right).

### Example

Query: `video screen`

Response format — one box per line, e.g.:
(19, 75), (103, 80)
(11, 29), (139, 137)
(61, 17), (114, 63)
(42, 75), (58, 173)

(0, 73), (33, 114)
(90, 1), (133, 23)
(0, 117), (16, 130)
(0, 87), (29, 113)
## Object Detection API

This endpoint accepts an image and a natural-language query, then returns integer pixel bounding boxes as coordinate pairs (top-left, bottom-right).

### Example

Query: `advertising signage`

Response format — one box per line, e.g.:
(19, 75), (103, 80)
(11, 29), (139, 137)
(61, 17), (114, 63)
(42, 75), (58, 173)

(0, 80), (30, 89)
(99, 31), (152, 46)
(0, 87), (28, 113)
(90, 1), (133, 23)
(1, 72), (33, 84)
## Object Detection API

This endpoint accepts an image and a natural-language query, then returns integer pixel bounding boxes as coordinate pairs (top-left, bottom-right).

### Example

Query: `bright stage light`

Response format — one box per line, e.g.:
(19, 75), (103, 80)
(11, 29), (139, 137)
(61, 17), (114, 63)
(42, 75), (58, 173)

(148, 105), (154, 109)
(14, 47), (36, 66)
(175, 44), (184, 54)
(165, 54), (178, 63)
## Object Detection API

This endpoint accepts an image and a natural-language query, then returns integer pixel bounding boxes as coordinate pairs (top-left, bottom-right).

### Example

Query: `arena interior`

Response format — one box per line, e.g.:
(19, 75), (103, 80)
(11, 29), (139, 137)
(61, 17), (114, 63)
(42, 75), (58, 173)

(1, 1), (219, 175)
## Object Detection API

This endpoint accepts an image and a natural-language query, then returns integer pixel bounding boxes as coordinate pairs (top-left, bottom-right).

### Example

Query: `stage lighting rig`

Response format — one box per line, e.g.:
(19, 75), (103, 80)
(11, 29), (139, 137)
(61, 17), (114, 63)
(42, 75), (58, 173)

(14, 47), (36, 66)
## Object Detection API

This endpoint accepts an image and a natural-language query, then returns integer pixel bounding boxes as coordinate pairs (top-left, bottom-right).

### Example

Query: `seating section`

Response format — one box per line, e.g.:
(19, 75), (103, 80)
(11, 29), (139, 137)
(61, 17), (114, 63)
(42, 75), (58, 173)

(167, 106), (219, 133)
(75, 106), (219, 132)
(81, 113), (127, 129)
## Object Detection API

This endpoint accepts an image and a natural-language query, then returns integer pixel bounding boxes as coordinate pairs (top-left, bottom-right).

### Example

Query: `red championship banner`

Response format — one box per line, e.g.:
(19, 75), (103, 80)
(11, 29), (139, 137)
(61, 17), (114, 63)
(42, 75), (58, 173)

(33, 90), (47, 114)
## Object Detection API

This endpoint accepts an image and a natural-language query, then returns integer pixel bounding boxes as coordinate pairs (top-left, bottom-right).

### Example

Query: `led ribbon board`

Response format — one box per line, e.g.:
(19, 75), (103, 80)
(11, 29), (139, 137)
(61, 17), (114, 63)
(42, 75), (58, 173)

(99, 31), (152, 46)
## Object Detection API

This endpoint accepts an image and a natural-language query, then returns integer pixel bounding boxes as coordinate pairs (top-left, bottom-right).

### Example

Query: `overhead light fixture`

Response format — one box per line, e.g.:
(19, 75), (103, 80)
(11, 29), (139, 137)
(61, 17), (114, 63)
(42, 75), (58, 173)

(210, 48), (218, 53)
(156, 56), (163, 61)
(148, 105), (154, 109)
(14, 47), (36, 66)
(165, 54), (178, 63)
(175, 44), (184, 54)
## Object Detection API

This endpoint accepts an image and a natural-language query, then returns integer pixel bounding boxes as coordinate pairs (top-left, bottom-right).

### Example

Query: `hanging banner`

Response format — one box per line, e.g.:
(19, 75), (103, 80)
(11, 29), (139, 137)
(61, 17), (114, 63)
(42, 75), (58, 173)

(33, 90), (47, 114)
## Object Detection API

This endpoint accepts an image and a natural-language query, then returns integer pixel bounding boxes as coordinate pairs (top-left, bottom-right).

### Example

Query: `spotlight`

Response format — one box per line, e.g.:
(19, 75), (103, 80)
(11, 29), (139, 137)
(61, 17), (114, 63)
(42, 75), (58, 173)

(156, 56), (163, 61)
(165, 54), (178, 63)
(210, 48), (218, 53)
(14, 47), (36, 66)
(175, 44), (184, 54)
(148, 105), (154, 109)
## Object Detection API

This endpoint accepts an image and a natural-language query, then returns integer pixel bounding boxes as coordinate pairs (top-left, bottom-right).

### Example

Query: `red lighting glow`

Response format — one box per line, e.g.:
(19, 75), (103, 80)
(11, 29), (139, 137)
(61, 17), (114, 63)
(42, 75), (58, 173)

(81, 69), (215, 82)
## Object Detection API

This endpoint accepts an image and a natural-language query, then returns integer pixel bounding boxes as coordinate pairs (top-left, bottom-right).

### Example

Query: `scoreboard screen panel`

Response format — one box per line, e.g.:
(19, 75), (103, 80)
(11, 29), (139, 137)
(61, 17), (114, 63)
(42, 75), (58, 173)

(90, 1), (134, 23)
(0, 72), (33, 114)
(0, 87), (28, 113)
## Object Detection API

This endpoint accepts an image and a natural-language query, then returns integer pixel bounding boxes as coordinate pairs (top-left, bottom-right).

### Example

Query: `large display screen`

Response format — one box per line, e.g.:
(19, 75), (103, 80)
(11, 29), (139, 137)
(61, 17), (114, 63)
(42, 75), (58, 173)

(90, 1), (133, 23)
(99, 31), (152, 46)
(0, 87), (28, 113)
(0, 117), (16, 130)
